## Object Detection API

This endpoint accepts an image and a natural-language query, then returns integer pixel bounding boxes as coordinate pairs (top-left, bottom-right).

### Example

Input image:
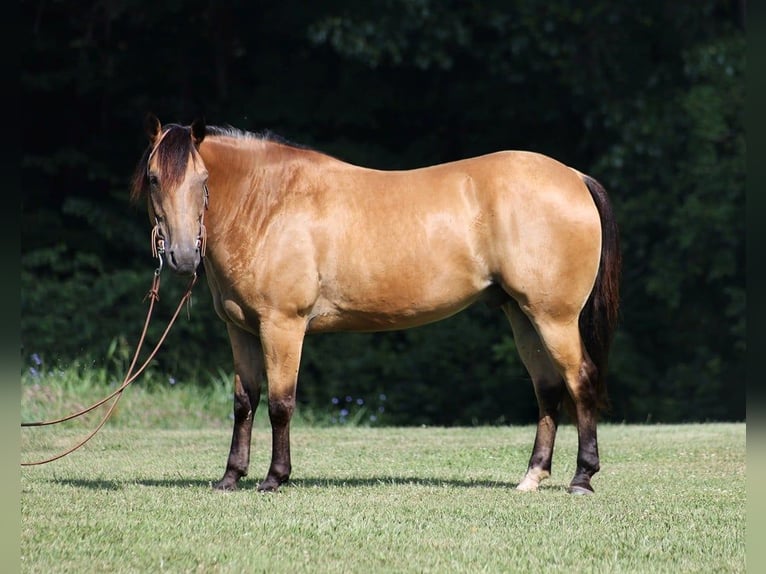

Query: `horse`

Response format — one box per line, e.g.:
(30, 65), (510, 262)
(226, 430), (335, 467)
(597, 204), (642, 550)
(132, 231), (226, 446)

(130, 114), (620, 494)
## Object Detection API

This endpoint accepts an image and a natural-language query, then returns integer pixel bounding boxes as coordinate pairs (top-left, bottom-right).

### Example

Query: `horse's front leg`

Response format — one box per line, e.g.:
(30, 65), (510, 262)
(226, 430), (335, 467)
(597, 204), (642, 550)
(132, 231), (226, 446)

(214, 324), (264, 491)
(257, 317), (307, 492)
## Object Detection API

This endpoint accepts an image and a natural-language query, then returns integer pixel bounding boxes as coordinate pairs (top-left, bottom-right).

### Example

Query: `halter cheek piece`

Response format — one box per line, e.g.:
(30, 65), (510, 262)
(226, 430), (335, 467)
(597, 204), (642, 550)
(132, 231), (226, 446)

(151, 220), (166, 275)
(198, 183), (209, 257)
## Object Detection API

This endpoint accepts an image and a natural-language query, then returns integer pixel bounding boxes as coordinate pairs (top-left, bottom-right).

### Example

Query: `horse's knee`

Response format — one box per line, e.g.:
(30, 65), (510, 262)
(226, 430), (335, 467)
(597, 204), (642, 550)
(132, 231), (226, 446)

(268, 396), (295, 426)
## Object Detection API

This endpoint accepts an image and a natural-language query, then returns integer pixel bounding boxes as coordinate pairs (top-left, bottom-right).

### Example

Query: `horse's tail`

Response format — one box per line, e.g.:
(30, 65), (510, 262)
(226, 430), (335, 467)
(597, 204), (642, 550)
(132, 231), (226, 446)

(578, 174), (621, 413)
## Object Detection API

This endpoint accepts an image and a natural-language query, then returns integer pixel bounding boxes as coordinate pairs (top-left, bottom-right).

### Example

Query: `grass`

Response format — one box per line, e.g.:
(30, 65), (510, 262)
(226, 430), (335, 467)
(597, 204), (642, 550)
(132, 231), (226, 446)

(20, 369), (746, 573)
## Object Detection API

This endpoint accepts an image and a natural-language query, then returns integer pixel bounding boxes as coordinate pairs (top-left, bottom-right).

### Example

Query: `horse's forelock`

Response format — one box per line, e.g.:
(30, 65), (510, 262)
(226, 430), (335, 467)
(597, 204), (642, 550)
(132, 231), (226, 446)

(155, 126), (195, 189)
(130, 125), (195, 203)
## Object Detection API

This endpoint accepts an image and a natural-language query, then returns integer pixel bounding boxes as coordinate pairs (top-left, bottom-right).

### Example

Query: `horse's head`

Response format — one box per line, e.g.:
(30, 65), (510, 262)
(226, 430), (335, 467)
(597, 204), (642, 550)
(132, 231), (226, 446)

(132, 114), (209, 275)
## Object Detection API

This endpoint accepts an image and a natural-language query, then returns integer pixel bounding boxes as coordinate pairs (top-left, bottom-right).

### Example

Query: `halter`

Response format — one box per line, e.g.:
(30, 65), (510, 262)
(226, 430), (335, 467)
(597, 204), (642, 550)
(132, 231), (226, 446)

(197, 183), (209, 257)
(150, 190), (208, 273)
(146, 140), (209, 273)
(150, 221), (165, 274)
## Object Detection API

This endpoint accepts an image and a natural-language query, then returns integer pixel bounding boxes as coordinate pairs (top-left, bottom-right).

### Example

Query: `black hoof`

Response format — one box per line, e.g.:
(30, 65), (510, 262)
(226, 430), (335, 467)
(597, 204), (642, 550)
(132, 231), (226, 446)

(258, 474), (288, 492)
(213, 478), (239, 491)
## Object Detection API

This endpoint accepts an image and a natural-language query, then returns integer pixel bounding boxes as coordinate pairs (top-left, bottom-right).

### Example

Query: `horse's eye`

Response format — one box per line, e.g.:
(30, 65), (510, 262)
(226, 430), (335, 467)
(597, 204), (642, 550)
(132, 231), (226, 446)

(148, 174), (159, 187)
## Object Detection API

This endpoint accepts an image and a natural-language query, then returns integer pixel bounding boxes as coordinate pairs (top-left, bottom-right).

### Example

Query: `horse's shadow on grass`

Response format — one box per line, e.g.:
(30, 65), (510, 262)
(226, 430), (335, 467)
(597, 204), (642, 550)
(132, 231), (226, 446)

(287, 476), (527, 490)
(51, 475), (562, 491)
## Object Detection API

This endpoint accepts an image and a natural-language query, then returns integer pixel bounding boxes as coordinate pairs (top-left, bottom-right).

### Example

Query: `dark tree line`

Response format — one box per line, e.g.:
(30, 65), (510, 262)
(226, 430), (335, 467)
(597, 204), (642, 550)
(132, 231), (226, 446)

(21, 1), (745, 424)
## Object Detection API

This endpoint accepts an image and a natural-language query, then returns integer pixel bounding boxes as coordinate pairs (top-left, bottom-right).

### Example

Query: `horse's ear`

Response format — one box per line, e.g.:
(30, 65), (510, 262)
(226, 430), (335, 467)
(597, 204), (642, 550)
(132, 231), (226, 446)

(191, 118), (206, 146)
(145, 113), (162, 144)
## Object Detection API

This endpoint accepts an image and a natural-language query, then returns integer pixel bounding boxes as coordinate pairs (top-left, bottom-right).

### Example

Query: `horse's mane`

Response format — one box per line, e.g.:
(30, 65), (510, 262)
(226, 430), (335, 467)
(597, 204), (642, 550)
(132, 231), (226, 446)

(205, 125), (312, 150)
(130, 123), (312, 203)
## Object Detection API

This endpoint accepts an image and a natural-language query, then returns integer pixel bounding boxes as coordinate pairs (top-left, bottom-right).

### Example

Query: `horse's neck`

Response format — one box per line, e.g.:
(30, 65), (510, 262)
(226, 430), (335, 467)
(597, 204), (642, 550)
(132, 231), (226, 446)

(201, 137), (310, 240)
(205, 136), (313, 186)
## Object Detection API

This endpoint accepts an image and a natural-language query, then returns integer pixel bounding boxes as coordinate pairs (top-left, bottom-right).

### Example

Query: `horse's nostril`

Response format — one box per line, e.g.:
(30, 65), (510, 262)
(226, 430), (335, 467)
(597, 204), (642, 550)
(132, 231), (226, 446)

(170, 251), (178, 267)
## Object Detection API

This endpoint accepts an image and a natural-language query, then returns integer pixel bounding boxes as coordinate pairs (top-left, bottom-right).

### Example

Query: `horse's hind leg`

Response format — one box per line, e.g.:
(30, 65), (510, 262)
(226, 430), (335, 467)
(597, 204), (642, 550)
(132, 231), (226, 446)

(214, 324), (264, 491)
(503, 301), (566, 492)
(531, 314), (601, 494)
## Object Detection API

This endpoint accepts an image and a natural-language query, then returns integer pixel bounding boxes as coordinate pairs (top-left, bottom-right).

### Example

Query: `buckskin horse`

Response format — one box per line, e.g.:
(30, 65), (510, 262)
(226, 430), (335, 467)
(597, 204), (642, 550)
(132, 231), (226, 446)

(130, 115), (620, 494)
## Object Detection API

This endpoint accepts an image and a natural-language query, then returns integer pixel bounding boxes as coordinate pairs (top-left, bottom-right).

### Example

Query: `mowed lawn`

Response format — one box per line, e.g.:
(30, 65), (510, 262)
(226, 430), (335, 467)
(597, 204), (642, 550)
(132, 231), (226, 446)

(21, 422), (745, 573)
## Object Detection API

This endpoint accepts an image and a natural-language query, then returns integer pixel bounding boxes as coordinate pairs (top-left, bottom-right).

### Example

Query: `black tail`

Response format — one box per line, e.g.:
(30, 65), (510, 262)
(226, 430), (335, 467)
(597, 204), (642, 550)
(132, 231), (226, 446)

(578, 175), (621, 413)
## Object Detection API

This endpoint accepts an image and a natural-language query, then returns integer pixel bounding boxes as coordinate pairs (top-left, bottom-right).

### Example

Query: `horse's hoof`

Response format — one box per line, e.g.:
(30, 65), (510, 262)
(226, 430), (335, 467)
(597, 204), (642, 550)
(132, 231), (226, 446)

(257, 483), (280, 493)
(516, 478), (540, 492)
(516, 468), (549, 492)
(213, 479), (238, 491)
(567, 484), (594, 495)
(257, 477), (283, 492)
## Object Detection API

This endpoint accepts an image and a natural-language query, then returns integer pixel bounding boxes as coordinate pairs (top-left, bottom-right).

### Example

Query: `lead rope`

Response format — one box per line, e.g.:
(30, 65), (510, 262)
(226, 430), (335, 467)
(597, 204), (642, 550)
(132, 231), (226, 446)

(21, 243), (198, 466)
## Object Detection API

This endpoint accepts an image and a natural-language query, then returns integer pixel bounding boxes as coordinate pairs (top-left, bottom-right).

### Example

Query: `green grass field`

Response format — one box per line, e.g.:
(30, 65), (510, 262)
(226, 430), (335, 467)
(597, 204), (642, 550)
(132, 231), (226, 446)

(21, 372), (745, 573)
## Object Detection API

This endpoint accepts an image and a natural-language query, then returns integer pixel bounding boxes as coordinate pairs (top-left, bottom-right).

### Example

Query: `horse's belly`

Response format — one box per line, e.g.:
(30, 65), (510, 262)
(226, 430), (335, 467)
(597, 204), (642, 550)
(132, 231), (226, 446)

(306, 275), (493, 333)
(306, 302), (475, 333)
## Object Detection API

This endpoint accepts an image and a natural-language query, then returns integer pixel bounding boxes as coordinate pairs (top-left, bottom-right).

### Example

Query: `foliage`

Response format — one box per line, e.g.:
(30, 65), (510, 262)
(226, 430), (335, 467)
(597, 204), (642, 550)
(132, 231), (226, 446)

(593, 34), (746, 421)
(21, 1), (745, 423)
(21, 243), (231, 383)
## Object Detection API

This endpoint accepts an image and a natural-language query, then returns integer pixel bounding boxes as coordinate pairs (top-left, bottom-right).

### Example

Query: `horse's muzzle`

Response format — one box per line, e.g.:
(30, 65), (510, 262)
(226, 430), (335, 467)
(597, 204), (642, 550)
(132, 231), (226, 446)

(165, 244), (202, 276)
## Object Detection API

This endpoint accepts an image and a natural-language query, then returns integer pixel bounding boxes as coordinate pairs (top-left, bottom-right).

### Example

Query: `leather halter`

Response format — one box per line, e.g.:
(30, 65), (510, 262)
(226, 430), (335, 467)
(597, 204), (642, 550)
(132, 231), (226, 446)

(146, 134), (209, 271)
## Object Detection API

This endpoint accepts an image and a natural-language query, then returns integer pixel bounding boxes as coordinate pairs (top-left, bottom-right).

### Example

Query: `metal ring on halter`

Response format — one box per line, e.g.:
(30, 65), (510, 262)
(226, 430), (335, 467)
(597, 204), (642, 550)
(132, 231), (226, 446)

(151, 220), (166, 275)
(155, 248), (165, 276)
